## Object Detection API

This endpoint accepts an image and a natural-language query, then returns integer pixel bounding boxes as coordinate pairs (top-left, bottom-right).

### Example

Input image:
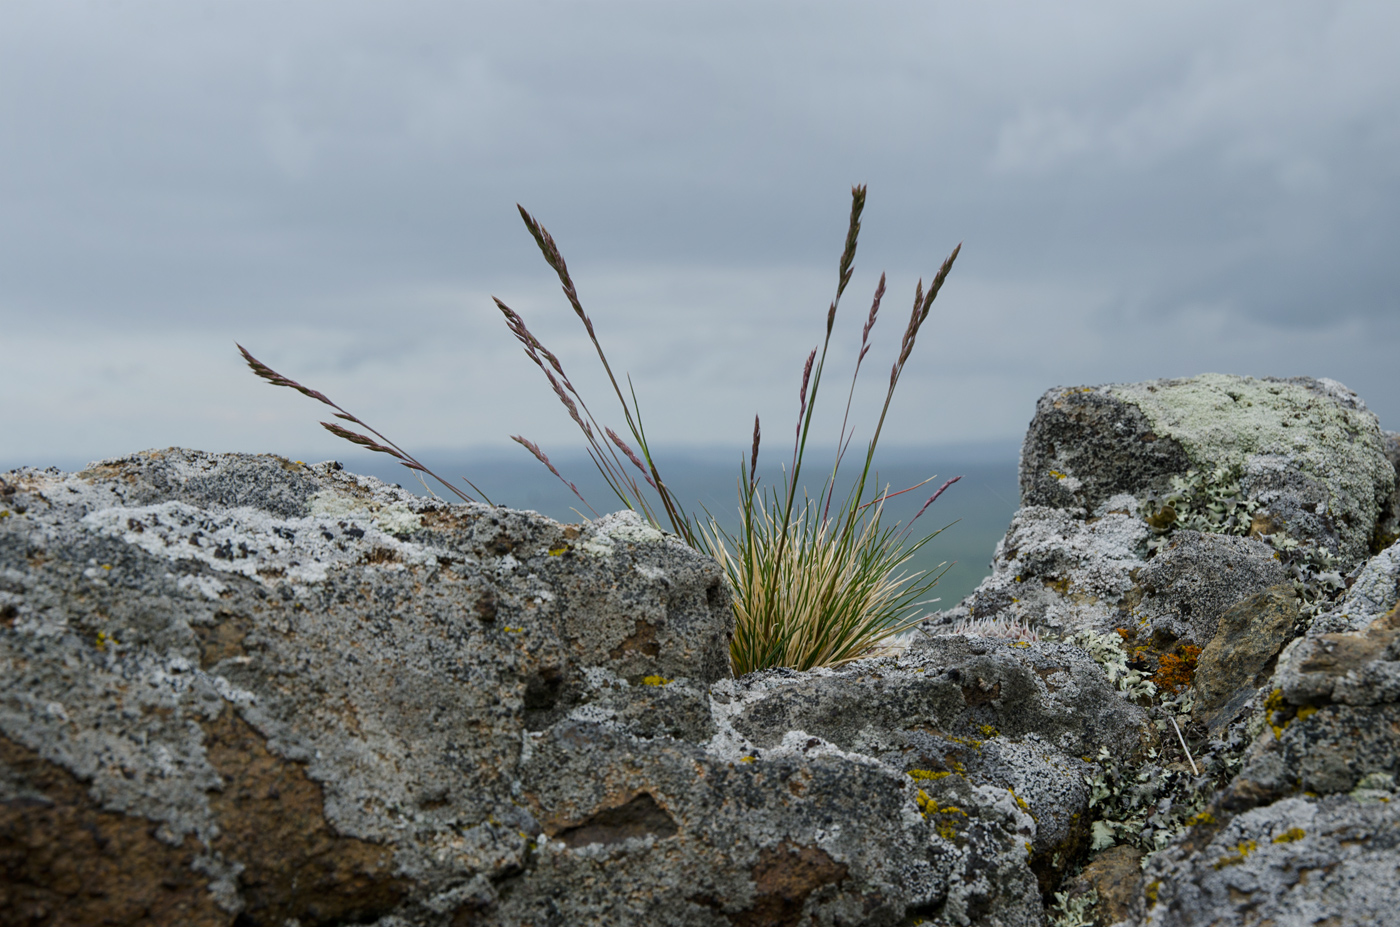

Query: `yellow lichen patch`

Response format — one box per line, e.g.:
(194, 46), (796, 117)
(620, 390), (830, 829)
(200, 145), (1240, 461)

(1048, 470), (1067, 480)
(907, 769), (952, 781)
(1146, 881), (1161, 906)
(1296, 705), (1318, 721)
(1009, 789), (1029, 812)
(1213, 840), (1258, 869)
(95, 631), (117, 651)
(738, 756), (755, 764)
(641, 674), (671, 687)
(979, 724), (1000, 739)
(503, 627), (525, 634)
(1273, 828), (1306, 843)
(548, 546), (569, 556)
(1264, 688), (1295, 739)
(1187, 811), (1215, 827)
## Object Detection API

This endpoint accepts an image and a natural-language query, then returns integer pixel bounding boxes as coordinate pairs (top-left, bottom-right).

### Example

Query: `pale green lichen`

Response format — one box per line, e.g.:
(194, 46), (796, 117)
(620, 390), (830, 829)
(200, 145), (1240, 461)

(307, 490), (422, 536)
(1111, 374), (1394, 561)
(1068, 630), (1157, 700)
(1048, 888), (1099, 927)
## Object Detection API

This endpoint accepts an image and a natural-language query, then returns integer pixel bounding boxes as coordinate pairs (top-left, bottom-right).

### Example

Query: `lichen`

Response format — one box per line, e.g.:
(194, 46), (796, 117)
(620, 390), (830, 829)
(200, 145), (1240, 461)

(1212, 839), (1258, 869)
(1048, 888), (1100, 927)
(1151, 645), (1201, 695)
(1068, 629), (1157, 700)
(1113, 374), (1394, 563)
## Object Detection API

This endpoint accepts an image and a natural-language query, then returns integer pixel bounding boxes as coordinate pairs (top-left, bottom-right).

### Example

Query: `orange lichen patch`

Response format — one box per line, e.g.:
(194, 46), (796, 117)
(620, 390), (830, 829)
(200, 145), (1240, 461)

(202, 709), (408, 925)
(0, 733), (225, 926)
(1152, 646), (1202, 694)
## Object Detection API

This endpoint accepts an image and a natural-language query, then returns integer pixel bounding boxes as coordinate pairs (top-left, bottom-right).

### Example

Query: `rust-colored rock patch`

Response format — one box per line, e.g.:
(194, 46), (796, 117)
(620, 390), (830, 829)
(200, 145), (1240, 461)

(0, 733), (224, 927)
(734, 840), (849, 927)
(202, 709), (408, 927)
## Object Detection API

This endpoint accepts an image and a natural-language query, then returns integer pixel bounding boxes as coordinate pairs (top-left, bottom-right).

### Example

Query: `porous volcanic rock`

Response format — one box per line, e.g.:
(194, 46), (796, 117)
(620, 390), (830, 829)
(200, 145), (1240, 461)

(2, 448), (1081, 927)
(1124, 793), (1400, 927)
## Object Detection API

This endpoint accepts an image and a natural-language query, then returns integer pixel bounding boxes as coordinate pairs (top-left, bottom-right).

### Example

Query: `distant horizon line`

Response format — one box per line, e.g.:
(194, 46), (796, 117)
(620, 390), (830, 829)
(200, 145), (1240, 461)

(3, 437), (1025, 475)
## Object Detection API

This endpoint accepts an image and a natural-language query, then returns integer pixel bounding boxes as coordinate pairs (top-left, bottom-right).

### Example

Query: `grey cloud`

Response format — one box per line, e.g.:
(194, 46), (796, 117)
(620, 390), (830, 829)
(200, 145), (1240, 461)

(1, 0), (1397, 465)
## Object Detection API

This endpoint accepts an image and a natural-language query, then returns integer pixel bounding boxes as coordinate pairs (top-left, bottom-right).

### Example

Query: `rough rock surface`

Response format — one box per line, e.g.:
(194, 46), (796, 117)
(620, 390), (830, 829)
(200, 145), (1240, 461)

(1113, 548), (1400, 923)
(936, 374), (1393, 643)
(4, 448), (1110, 926)
(932, 374), (1400, 927)
(1019, 374), (1393, 567)
(1127, 793), (1400, 926)
(5, 373), (1397, 927)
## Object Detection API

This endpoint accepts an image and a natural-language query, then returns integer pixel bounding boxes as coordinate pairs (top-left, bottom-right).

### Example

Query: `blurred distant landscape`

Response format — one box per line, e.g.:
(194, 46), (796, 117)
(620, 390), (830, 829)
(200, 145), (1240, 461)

(323, 443), (1022, 614)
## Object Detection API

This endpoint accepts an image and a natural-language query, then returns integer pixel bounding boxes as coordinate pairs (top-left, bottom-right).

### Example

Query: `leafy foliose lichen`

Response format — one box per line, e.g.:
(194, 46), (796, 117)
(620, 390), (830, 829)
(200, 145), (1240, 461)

(1139, 465), (1347, 628)
(1141, 465), (1258, 547)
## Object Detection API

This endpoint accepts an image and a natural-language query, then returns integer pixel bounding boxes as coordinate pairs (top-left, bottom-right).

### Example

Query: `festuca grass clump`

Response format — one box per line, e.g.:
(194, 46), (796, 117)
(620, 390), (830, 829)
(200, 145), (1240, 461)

(240, 186), (965, 675)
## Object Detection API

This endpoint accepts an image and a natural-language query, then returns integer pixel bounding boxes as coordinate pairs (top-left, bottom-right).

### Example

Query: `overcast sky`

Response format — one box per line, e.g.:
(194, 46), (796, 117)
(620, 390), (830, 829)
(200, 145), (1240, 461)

(3, 1), (1397, 474)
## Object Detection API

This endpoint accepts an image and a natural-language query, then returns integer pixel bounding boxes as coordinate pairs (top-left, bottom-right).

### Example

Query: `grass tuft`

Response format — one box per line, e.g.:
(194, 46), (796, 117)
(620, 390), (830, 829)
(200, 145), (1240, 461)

(238, 185), (963, 675)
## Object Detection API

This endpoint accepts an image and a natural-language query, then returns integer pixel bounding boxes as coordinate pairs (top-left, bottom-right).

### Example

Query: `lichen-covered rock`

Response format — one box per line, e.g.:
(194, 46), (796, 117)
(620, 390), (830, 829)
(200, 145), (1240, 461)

(1269, 542), (1400, 709)
(1, 450), (737, 926)
(1022, 374), (1394, 566)
(940, 375), (1399, 926)
(1129, 530), (1287, 648)
(1114, 547), (1400, 925)
(1192, 584), (1298, 728)
(941, 375), (1392, 684)
(1, 449), (1065, 926)
(1124, 792), (1400, 926)
(724, 635), (1150, 895)
(932, 503), (1149, 639)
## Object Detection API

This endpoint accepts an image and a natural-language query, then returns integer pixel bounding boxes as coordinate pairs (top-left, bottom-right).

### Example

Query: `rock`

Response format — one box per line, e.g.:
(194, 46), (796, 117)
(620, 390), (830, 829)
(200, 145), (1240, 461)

(1019, 374), (1394, 566)
(726, 634), (1151, 894)
(1192, 584), (1298, 729)
(1129, 531), (1287, 649)
(933, 503), (1150, 639)
(1377, 431), (1400, 550)
(1019, 387), (1193, 513)
(1125, 793), (1400, 926)
(3, 449), (1081, 926)
(1057, 844), (1143, 926)
(5, 370), (1397, 926)
(1270, 541), (1400, 708)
